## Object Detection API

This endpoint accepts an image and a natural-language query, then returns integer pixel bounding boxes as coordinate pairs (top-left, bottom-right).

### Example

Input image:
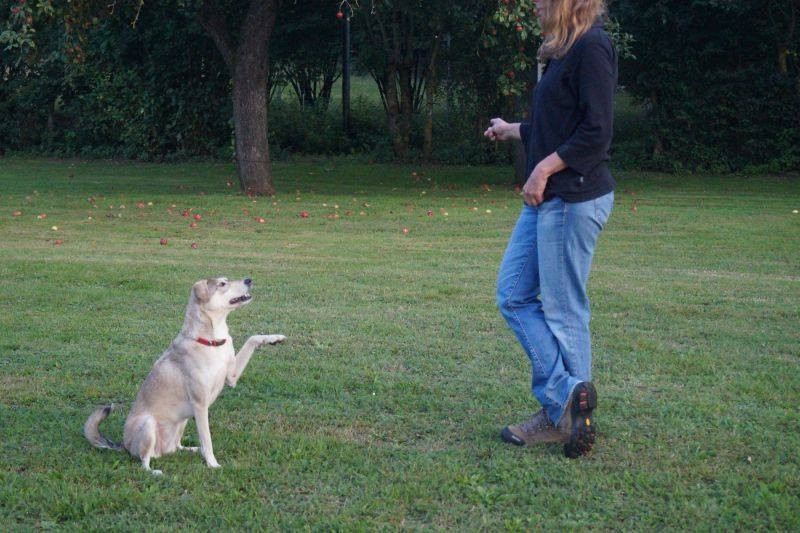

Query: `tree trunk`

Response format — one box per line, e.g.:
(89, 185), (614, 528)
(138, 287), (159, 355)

(320, 66), (336, 107)
(423, 35), (440, 161)
(199, 0), (279, 196)
(778, 45), (789, 74)
(385, 62), (408, 159)
(398, 64), (414, 159)
(233, 56), (274, 195)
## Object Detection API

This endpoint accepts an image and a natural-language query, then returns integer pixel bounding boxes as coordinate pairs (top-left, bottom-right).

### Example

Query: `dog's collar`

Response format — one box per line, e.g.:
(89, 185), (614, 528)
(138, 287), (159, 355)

(194, 336), (227, 347)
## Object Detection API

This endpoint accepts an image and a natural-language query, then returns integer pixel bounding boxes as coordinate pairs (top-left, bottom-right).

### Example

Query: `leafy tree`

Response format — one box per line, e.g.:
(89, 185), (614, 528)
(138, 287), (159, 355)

(353, 0), (540, 160)
(195, 0), (280, 195)
(272, 1), (341, 108)
(2, 0), (282, 194)
(1, 1), (231, 158)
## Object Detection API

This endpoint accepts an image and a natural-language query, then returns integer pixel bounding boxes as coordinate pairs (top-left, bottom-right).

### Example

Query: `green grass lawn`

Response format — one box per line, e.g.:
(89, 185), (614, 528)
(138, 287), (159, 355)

(1, 158), (798, 530)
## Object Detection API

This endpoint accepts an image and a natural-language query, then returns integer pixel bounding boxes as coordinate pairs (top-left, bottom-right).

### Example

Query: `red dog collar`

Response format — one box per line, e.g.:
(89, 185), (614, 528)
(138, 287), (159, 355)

(195, 337), (227, 347)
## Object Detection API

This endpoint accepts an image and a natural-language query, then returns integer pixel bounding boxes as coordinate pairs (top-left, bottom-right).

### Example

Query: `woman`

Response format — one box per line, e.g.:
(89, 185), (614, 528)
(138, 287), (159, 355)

(484, 0), (617, 458)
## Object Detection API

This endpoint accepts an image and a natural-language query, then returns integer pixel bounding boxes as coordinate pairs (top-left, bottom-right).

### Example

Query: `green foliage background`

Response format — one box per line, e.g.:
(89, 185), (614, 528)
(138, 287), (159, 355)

(1, 0), (798, 171)
(612, 0), (800, 172)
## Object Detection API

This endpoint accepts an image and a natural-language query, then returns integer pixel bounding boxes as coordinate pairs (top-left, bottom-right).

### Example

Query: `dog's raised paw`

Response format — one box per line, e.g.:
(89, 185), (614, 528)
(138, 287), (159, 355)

(268, 335), (286, 345)
(256, 334), (285, 345)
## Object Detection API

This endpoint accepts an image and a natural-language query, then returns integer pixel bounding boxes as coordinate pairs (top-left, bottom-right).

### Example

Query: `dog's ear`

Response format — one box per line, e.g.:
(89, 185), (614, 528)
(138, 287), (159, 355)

(192, 279), (210, 303)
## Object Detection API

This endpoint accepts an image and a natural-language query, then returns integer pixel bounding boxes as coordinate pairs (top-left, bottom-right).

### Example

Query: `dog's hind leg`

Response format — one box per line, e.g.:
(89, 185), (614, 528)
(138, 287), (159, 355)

(130, 416), (162, 475)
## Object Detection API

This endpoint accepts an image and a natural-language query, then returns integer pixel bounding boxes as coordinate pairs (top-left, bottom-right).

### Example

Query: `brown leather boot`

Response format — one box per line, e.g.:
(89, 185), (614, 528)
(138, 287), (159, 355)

(558, 382), (598, 458)
(501, 409), (566, 446)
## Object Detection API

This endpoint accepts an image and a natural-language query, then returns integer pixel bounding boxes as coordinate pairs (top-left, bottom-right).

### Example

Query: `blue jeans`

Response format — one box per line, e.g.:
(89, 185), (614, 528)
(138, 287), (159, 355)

(496, 192), (613, 425)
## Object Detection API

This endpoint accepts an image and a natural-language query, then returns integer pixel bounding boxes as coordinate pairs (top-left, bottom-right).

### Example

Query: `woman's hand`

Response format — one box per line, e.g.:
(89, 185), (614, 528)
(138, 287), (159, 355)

(523, 164), (550, 206)
(522, 152), (568, 206)
(484, 118), (520, 142)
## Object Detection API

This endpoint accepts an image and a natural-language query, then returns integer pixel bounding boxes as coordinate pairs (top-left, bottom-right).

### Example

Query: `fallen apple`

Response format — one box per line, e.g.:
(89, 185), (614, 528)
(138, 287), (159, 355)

(193, 213), (202, 221)
(189, 222), (198, 228)
(160, 238), (168, 245)
(299, 211), (310, 218)
(190, 242), (198, 249)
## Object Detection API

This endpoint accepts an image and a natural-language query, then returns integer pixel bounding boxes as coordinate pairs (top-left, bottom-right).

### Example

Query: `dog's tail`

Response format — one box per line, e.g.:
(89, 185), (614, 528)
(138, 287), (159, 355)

(84, 405), (124, 451)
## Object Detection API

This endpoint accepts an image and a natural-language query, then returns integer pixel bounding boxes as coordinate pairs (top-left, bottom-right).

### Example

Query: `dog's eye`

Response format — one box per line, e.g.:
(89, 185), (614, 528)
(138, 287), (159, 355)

(219, 282), (226, 287)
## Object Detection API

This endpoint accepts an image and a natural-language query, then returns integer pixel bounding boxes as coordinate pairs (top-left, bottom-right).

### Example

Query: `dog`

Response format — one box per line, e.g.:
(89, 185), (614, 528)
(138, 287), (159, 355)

(84, 277), (285, 475)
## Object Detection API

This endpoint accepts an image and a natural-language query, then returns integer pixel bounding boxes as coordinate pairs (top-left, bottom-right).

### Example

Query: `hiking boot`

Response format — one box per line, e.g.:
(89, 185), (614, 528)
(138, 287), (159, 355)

(558, 381), (598, 458)
(501, 409), (565, 446)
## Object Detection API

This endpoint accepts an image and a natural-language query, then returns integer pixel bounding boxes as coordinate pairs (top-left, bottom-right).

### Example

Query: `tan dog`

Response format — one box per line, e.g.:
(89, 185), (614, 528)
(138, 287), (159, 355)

(84, 277), (285, 475)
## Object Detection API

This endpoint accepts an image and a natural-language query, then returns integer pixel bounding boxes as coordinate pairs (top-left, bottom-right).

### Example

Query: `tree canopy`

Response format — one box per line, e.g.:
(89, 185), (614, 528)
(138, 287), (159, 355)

(1, 0), (797, 177)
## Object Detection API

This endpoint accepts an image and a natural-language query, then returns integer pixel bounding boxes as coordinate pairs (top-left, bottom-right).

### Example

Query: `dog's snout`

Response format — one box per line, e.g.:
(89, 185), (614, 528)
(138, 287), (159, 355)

(244, 278), (252, 287)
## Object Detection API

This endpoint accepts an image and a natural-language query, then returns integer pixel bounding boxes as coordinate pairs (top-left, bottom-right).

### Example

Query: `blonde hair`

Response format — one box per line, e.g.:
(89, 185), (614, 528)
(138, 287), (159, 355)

(537, 0), (607, 60)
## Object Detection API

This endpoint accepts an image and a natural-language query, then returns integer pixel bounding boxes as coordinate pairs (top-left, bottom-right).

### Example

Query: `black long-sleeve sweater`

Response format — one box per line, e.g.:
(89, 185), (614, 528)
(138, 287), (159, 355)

(520, 21), (618, 203)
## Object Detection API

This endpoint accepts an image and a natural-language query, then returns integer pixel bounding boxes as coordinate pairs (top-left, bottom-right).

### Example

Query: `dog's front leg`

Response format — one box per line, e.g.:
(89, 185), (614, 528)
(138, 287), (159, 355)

(193, 404), (220, 468)
(226, 334), (286, 388)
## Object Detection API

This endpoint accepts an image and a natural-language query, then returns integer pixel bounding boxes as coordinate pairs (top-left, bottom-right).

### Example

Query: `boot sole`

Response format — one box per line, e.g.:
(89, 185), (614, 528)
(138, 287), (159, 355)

(500, 426), (526, 446)
(563, 382), (597, 459)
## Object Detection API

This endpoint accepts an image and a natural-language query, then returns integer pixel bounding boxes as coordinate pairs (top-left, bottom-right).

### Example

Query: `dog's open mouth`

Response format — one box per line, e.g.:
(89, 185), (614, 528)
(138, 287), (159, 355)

(229, 294), (252, 305)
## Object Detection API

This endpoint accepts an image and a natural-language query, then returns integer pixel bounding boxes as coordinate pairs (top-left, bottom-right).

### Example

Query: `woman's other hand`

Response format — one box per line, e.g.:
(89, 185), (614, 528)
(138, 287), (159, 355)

(484, 118), (520, 142)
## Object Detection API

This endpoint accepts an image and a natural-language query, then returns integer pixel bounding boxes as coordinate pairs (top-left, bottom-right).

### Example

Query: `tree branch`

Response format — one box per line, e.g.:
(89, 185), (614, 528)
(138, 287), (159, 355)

(197, 0), (234, 70)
